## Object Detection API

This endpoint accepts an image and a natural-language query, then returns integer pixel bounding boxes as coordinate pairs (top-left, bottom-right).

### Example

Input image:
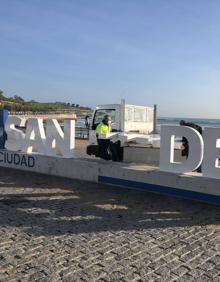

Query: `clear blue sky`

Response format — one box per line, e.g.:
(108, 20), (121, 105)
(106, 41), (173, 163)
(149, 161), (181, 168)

(1, 0), (220, 118)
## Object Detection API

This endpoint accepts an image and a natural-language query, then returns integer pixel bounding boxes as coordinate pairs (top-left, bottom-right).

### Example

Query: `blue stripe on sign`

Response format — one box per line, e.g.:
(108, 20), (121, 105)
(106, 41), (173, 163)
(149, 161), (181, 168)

(98, 176), (220, 205)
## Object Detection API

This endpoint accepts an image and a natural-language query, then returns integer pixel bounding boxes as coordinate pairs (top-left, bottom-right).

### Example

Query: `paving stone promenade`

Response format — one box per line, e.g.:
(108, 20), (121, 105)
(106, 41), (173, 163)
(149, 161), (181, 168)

(0, 167), (219, 282)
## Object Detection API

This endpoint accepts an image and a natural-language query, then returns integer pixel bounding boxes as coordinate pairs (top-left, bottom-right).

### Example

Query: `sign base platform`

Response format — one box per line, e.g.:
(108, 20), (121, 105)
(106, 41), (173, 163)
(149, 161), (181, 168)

(0, 150), (219, 205)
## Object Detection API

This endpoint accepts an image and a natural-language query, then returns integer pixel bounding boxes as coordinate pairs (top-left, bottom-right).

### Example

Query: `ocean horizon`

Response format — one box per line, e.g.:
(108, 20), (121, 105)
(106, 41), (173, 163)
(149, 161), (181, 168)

(157, 117), (220, 128)
(76, 116), (220, 129)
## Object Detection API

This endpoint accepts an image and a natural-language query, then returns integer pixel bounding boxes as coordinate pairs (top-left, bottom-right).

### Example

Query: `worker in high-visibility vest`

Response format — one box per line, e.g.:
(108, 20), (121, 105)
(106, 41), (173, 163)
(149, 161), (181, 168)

(96, 115), (112, 160)
(96, 115), (112, 135)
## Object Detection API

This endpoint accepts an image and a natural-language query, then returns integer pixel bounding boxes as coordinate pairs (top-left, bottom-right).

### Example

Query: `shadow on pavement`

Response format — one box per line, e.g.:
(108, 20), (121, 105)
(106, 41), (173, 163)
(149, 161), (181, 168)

(0, 168), (219, 236)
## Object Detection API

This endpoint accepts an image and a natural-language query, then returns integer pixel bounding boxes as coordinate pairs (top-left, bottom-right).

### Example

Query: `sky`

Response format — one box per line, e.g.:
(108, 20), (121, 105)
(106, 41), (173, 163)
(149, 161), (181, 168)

(1, 0), (220, 118)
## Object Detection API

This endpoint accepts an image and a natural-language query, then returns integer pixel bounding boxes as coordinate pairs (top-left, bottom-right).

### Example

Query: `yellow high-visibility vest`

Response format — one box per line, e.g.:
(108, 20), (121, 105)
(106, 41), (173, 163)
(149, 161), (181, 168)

(96, 122), (111, 134)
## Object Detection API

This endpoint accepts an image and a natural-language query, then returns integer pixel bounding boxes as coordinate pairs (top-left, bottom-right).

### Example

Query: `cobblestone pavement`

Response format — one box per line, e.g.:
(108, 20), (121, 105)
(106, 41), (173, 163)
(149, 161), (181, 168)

(0, 168), (219, 282)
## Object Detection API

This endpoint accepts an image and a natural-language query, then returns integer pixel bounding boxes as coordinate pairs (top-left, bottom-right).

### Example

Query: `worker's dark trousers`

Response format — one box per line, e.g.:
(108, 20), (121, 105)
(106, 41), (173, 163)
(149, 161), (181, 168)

(97, 139), (111, 160)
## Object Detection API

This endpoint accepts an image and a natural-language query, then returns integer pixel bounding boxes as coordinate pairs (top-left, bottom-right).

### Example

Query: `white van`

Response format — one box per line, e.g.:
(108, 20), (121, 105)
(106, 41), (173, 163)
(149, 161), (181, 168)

(87, 100), (156, 160)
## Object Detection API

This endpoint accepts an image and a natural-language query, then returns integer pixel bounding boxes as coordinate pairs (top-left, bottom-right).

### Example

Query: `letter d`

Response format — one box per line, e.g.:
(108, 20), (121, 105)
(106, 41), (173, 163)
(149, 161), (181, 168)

(160, 125), (203, 173)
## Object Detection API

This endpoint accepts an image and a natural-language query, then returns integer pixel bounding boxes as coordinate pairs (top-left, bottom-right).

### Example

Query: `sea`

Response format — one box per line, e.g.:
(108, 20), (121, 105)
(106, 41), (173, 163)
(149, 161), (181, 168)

(157, 117), (220, 130)
(76, 117), (220, 129)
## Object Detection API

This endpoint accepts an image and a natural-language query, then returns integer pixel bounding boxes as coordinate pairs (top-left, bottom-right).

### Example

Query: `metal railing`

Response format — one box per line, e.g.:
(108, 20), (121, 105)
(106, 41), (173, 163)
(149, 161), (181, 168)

(75, 127), (89, 139)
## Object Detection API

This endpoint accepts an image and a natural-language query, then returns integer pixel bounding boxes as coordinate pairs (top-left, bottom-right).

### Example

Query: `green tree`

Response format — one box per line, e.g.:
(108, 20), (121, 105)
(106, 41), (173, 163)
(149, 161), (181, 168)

(13, 95), (24, 102)
(4, 104), (12, 111)
(0, 90), (7, 101)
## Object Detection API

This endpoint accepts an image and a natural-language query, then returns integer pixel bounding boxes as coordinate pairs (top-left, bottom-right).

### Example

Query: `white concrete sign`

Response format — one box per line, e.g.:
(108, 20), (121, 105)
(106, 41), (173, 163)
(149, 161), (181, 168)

(22, 118), (46, 155)
(203, 127), (220, 179)
(5, 117), (75, 158)
(160, 125), (220, 179)
(160, 125), (203, 173)
(5, 116), (26, 151)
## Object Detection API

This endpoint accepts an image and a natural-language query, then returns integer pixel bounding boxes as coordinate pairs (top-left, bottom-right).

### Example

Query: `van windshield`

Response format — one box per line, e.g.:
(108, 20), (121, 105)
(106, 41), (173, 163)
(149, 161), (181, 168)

(92, 109), (116, 129)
